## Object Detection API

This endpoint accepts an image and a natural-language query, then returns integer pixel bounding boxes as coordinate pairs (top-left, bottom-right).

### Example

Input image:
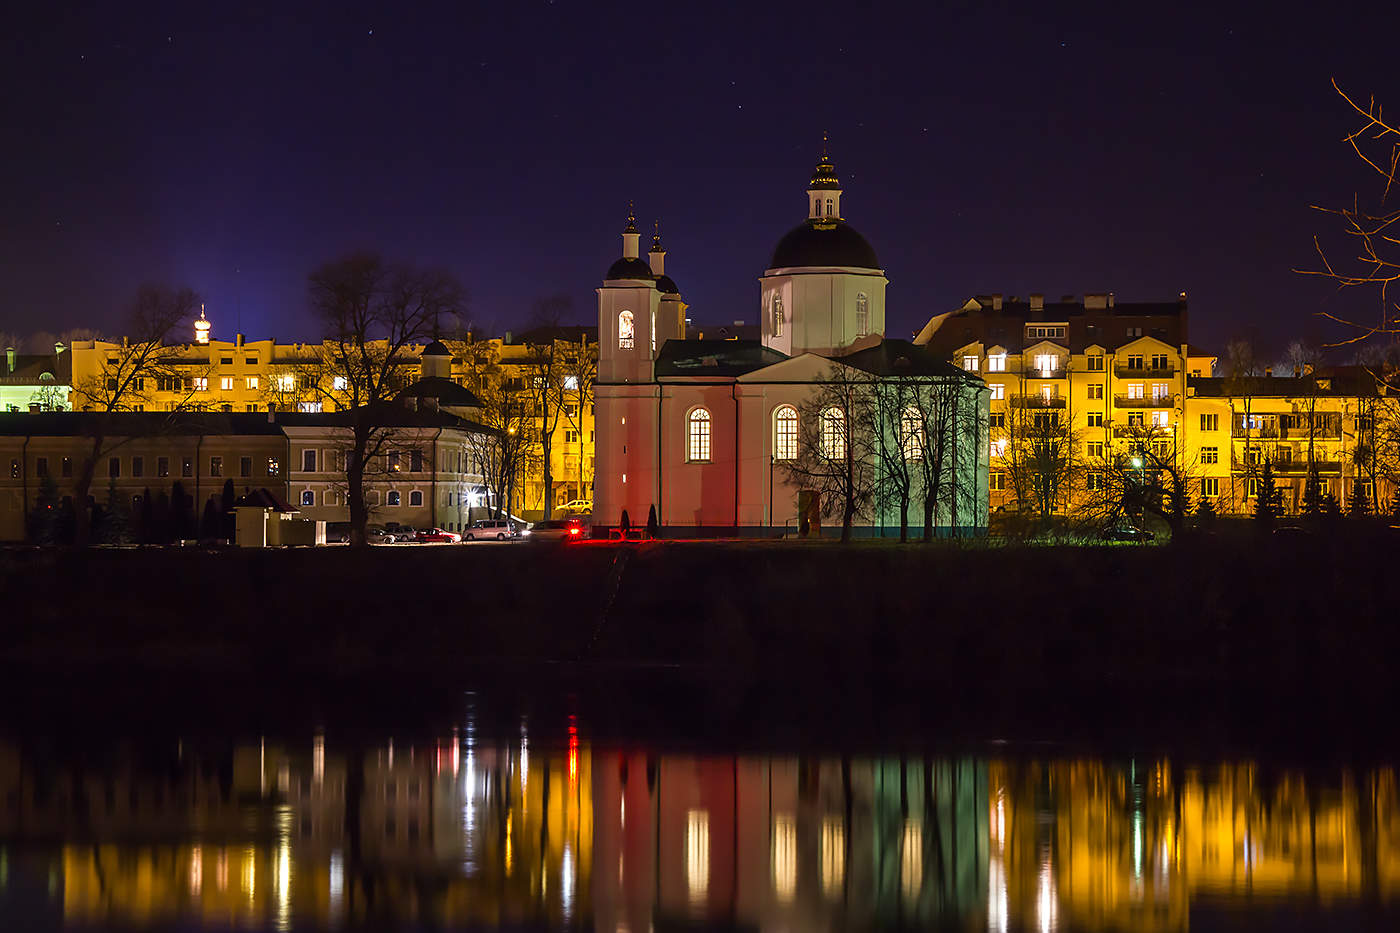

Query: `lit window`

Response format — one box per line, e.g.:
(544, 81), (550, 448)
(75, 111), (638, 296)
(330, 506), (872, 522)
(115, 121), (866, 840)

(987, 353), (1006, 372)
(388, 451), (401, 472)
(332, 376), (348, 391)
(297, 401), (323, 413)
(267, 457), (280, 476)
(301, 490), (315, 507)
(1033, 354), (1057, 375)
(216, 377), (231, 391)
(820, 407), (846, 459)
(962, 355), (980, 372)
(687, 810), (709, 905)
(1041, 385), (1054, 403)
(1151, 410), (1168, 428)
(651, 307), (657, 355)
(277, 375), (295, 393)
(1127, 383), (1144, 399)
(901, 407), (923, 460)
(772, 293), (784, 338)
(563, 375), (579, 390)
(773, 405), (797, 461)
(387, 491), (400, 506)
(209, 456), (223, 477)
(990, 383), (1005, 400)
(687, 408), (712, 462)
(409, 490), (423, 506)
(618, 310), (634, 349)
(246, 376), (259, 390)
(193, 377), (209, 391)
(1200, 413), (1218, 431)
(855, 294), (869, 338)
(1152, 383), (1170, 401)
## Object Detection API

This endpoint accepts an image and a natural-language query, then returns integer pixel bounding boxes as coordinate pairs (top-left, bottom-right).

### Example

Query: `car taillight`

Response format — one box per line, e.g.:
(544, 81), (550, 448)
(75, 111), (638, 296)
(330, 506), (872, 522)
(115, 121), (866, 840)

(569, 527), (580, 535)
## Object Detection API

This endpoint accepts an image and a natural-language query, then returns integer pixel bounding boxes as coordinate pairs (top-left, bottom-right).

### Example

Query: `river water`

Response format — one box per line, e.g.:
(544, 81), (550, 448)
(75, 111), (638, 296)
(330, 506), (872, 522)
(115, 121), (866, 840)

(2, 707), (1398, 931)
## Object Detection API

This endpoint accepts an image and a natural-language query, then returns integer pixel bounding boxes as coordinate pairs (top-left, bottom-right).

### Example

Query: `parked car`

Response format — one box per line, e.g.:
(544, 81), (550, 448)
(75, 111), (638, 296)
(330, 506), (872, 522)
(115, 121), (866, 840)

(330, 523), (397, 544)
(558, 499), (593, 515)
(416, 527), (461, 543)
(1101, 523), (1155, 542)
(527, 518), (587, 542)
(464, 519), (518, 540)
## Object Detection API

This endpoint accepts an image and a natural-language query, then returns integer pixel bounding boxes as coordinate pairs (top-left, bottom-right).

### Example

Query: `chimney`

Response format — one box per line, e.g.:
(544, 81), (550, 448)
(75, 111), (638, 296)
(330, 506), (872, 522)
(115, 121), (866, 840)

(266, 403), (276, 423)
(1084, 293), (1109, 310)
(236, 333), (244, 347)
(1029, 294), (1044, 311)
(504, 330), (512, 345)
(54, 341), (66, 356)
(5, 347), (13, 373)
(1108, 292), (1115, 308)
(1265, 367), (1273, 378)
(992, 293), (1003, 310)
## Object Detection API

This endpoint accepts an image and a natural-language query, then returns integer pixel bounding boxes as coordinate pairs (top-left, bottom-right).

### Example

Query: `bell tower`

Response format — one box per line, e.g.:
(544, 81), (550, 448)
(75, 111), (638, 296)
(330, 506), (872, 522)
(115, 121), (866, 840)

(598, 206), (662, 384)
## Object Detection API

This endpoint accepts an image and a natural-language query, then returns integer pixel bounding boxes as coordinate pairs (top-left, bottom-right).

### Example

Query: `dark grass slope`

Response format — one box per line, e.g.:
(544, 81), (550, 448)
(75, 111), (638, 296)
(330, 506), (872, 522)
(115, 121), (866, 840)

(1, 534), (1396, 750)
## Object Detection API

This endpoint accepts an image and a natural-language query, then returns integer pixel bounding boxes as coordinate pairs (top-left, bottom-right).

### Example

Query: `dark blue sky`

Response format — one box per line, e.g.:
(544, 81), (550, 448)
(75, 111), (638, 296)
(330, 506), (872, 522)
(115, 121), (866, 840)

(2, 1), (1395, 356)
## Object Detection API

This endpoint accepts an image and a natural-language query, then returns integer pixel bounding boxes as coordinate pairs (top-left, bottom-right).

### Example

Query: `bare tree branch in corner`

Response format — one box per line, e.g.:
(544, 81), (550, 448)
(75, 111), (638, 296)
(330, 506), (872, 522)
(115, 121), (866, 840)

(1296, 79), (1400, 356)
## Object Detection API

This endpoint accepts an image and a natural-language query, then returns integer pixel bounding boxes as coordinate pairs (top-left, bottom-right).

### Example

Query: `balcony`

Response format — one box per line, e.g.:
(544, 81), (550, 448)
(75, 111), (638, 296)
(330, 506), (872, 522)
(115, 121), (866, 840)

(1010, 394), (1066, 409)
(1114, 394), (1174, 408)
(1114, 365), (1176, 379)
(1112, 424), (1172, 439)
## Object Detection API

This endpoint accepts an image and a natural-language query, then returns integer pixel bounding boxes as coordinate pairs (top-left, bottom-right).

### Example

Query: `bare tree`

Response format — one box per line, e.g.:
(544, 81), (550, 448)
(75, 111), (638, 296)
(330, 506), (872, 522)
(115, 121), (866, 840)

(516, 297), (574, 520)
(70, 285), (202, 545)
(1225, 339), (1264, 511)
(558, 335), (598, 507)
(1297, 79), (1400, 352)
(1080, 425), (1196, 538)
(303, 253), (463, 546)
(778, 364), (878, 544)
(868, 375), (917, 541)
(1001, 385), (1079, 520)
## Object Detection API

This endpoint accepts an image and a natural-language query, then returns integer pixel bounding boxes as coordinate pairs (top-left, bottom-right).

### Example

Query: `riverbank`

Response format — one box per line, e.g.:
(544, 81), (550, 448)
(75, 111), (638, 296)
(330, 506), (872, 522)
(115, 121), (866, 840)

(2, 535), (1396, 749)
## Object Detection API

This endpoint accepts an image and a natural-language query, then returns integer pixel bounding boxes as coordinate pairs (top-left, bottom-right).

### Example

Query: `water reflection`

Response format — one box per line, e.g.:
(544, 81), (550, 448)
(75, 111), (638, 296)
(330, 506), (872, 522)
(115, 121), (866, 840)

(2, 735), (1400, 930)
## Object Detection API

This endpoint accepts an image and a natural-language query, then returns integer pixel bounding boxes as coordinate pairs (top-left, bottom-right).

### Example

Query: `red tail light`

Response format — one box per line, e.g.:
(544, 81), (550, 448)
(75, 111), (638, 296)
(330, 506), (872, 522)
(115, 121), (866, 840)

(568, 527), (580, 536)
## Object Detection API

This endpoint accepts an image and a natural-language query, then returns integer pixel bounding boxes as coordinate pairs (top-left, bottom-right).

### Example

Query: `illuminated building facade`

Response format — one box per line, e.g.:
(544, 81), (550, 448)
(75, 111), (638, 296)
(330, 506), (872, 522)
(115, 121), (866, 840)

(594, 151), (990, 536)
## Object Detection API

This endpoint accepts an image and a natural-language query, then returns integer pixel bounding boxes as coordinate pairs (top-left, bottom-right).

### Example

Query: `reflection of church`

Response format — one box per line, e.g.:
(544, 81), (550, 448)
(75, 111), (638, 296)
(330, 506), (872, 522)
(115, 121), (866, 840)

(594, 149), (990, 536)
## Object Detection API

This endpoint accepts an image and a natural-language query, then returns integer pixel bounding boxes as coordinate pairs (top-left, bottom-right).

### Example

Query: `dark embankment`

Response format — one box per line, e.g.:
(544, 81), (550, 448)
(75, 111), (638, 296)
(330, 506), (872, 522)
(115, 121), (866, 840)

(2, 534), (1397, 751)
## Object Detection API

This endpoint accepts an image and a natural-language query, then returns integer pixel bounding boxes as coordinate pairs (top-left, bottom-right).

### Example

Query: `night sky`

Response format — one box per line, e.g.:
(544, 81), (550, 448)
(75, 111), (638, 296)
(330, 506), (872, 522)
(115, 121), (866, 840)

(3, 1), (1395, 357)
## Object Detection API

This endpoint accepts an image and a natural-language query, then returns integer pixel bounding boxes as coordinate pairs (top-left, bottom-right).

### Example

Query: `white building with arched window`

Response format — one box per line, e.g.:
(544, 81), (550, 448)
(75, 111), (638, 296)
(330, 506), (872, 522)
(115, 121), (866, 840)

(593, 148), (989, 537)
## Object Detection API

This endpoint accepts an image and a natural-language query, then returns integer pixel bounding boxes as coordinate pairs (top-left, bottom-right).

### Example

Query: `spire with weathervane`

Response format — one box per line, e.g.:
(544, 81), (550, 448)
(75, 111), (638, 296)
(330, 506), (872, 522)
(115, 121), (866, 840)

(648, 220), (666, 276)
(808, 132), (843, 222)
(621, 201), (640, 259)
(194, 304), (211, 345)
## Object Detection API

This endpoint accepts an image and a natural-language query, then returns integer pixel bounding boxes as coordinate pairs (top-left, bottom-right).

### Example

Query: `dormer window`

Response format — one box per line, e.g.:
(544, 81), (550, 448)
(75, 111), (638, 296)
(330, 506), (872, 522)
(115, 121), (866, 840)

(1033, 354), (1058, 375)
(962, 355), (980, 372)
(987, 353), (1006, 372)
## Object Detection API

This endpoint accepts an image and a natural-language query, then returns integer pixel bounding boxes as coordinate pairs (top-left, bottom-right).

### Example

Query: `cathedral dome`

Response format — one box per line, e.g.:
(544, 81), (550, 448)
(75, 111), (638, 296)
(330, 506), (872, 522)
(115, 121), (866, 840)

(769, 219), (880, 270)
(422, 339), (451, 357)
(605, 256), (655, 281)
(655, 273), (680, 295)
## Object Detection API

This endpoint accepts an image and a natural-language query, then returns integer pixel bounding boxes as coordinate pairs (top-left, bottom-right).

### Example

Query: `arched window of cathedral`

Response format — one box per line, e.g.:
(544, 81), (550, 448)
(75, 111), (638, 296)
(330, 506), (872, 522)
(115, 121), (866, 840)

(855, 294), (869, 338)
(773, 405), (798, 460)
(772, 293), (784, 338)
(618, 310), (634, 349)
(651, 308), (657, 355)
(825, 198), (834, 217)
(901, 407), (924, 460)
(820, 407), (846, 460)
(687, 407), (712, 462)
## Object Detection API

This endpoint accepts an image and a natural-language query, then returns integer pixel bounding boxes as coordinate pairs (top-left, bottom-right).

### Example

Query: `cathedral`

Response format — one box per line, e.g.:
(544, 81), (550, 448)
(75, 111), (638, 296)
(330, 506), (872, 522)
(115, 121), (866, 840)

(594, 149), (989, 537)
